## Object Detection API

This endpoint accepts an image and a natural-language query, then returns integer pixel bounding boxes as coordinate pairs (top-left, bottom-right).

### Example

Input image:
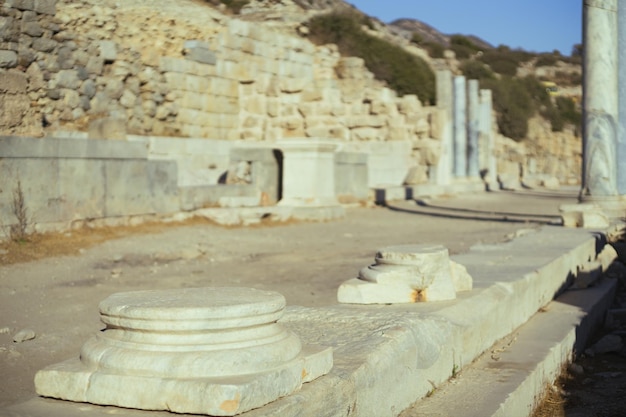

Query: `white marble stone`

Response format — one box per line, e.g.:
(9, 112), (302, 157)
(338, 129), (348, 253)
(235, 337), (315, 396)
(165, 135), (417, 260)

(618, 1), (626, 194)
(435, 69), (454, 186)
(560, 203), (610, 228)
(337, 245), (472, 304)
(277, 138), (340, 207)
(479, 89), (497, 188)
(453, 76), (467, 178)
(35, 287), (333, 416)
(582, 0), (619, 198)
(467, 80), (480, 178)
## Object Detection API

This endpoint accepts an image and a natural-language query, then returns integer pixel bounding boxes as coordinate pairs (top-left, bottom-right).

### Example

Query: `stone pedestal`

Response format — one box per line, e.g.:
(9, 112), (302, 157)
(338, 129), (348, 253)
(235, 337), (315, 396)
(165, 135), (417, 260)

(34, 287), (333, 416)
(277, 139), (340, 207)
(337, 245), (472, 305)
(453, 76), (468, 178)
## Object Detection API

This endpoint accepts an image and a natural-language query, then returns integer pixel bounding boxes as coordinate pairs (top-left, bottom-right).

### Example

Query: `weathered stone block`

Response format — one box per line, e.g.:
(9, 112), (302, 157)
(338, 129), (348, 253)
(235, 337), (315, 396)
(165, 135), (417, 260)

(88, 117), (126, 140)
(0, 68), (27, 92)
(98, 40), (117, 62)
(0, 49), (17, 68)
(34, 0), (56, 15)
(21, 20), (42, 36)
(183, 40), (217, 65)
(338, 245), (468, 304)
(53, 69), (80, 89)
(31, 37), (56, 52)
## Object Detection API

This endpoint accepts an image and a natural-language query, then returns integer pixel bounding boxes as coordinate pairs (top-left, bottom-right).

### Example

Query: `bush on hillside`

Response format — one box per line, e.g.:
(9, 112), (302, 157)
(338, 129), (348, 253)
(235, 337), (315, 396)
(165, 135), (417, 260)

(422, 41), (445, 58)
(459, 60), (495, 81)
(307, 11), (436, 104)
(479, 46), (533, 76)
(480, 76), (543, 140)
(206, 0), (250, 14)
(535, 53), (559, 67)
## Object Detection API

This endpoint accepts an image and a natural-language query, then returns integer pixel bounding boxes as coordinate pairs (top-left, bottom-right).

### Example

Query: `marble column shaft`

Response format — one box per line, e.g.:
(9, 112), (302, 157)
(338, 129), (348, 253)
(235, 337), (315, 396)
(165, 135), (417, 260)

(435, 69), (454, 185)
(479, 89), (497, 186)
(618, 1), (626, 194)
(467, 80), (480, 178)
(453, 75), (467, 178)
(582, 0), (619, 197)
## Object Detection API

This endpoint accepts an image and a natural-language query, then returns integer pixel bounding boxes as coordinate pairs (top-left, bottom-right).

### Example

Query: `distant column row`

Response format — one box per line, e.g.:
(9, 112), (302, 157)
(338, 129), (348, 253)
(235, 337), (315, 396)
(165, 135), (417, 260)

(435, 70), (495, 187)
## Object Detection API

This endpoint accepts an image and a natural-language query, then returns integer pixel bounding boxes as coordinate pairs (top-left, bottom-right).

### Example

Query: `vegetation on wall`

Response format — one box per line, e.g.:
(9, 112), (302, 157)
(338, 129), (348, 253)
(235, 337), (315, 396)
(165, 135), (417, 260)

(307, 11), (436, 104)
(205, 0), (250, 14)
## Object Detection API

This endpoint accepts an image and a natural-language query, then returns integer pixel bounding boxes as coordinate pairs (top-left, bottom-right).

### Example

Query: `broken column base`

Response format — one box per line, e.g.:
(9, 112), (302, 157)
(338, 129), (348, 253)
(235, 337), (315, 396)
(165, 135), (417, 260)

(34, 287), (333, 416)
(560, 203), (610, 228)
(337, 244), (472, 304)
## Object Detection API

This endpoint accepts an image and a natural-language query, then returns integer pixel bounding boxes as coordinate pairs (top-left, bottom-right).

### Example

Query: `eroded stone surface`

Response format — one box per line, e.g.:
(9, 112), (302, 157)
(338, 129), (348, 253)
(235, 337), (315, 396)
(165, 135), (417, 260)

(337, 244), (472, 304)
(34, 287), (333, 416)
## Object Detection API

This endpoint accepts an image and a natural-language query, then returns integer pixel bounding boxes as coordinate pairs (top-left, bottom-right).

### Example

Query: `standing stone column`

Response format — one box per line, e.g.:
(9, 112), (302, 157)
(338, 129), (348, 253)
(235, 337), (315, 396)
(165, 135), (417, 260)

(479, 89), (497, 187)
(435, 69), (454, 185)
(582, 0), (619, 199)
(618, 1), (626, 194)
(453, 75), (467, 178)
(466, 80), (480, 178)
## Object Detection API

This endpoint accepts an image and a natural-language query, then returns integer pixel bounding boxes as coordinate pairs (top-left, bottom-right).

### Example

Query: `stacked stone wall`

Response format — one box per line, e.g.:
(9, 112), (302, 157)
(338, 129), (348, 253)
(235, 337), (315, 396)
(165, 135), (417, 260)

(0, 0), (582, 188)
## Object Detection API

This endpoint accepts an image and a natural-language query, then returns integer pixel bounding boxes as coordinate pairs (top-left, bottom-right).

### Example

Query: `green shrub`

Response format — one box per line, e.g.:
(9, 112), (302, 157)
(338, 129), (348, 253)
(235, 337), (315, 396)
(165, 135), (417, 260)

(214, 0), (250, 14)
(422, 41), (445, 58)
(459, 60), (495, 81)
(555, 96), (581, 126)
(480, 77), (540, 140)
(449, 35), (481, 51)
(479, 47), (533, 76)
(307, 11), (436, 104)
(535, 53), (559, 67)
(410, 32), (423, 45)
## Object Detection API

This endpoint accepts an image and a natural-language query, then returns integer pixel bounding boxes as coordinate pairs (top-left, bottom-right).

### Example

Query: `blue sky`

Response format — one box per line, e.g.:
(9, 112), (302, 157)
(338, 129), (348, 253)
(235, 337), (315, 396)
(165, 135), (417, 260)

(347, 1), (582, 55)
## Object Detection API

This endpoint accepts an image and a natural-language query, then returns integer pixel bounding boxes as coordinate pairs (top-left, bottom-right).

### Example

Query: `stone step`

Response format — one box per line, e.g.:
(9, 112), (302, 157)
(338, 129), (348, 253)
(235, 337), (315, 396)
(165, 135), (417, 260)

(402, 278), (616, 417)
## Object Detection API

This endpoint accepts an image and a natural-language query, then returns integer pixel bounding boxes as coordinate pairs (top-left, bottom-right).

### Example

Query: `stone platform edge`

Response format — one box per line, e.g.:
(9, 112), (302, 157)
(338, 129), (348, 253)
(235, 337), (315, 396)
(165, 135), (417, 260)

(5, 226), (605, 417)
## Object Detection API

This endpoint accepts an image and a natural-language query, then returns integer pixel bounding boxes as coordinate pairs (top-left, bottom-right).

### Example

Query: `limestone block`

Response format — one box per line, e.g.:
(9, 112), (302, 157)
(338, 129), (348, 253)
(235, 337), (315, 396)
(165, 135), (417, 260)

(338, 245), (470, 304)
(387, 126), (410, 141)
(560, 203), (610, 229)
(351, 127), (381, 141)
(0, 69), (27, 93)
(51, 69), (79, 90)
(347, 115), (385, 129)
(398, 94), (422, 114)
(88, 117), (126, 140)
(35, 287), (333, 416)
(98, 40), (117, 62)
(183, 40), (217, 65)
(280, 78), (306, 94)
(404, 165), (428, 185)
(34, 0), (56, 15)
(413, 138), (442, 166)
(211, 77), (239, 98)
(305, 126), (348, 141)
(541, 176), (560, 189)
(450, 260), (473, 292)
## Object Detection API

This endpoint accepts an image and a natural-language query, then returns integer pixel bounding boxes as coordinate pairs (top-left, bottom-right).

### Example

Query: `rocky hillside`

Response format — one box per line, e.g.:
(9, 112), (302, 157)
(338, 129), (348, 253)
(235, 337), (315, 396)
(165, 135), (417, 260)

(390, 18), (493, 50)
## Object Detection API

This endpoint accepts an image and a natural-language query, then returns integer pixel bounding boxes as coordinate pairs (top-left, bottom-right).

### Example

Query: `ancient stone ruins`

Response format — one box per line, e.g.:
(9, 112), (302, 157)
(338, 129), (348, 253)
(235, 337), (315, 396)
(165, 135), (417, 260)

(2, 0), (626, 416)
(0, 0), (587, 233)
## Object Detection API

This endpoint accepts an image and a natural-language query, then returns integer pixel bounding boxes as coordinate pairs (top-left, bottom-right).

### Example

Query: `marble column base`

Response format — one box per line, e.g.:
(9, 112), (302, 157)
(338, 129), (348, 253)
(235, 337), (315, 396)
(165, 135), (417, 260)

(578, 194), (626, 220)
(337, 245), (472, 304)
(34, 287), (333, 416)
